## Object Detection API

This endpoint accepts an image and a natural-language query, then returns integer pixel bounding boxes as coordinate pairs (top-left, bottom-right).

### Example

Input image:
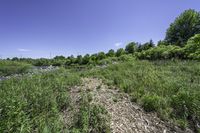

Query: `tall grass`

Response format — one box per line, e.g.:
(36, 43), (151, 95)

(0, 68), (81, 133)
(84, 60), (200, 130)
(0, 61), (32, 76)
(71, 93), (110, 133)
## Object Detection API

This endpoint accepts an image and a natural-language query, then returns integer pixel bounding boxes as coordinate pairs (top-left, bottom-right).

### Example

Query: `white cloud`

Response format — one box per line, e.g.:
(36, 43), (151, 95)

(114, 42), (122, 47)
(17, 48), (31, 52)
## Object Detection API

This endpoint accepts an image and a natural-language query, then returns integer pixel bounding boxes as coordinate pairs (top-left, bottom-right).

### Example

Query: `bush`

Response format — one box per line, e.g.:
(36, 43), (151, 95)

(171, 91), (199, 120)
(141, 94), (166, 112)
(0, 61), (32, 76)
(137, 45), (184, 60)
(184, 34), (200, 60)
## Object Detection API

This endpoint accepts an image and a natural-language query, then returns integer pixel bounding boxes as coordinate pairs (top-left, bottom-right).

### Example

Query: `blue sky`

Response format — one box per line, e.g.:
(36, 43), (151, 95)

(0, 0), (200, 58)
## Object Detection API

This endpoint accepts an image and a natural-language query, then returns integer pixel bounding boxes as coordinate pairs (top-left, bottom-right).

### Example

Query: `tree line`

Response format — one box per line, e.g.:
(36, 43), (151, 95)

(5, 9), (200, 66)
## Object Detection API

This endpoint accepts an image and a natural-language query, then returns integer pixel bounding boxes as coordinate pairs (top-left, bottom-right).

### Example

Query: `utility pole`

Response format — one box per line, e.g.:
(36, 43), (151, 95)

(50, 52), (52, 59)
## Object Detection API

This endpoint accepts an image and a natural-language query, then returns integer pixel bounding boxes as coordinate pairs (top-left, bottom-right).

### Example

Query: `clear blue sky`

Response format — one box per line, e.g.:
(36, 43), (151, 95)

(0, 0), (200, 58)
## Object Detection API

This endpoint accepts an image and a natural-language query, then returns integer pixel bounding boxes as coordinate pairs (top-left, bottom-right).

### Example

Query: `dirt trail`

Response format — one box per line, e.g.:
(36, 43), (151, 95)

(63, 78), (193, 133)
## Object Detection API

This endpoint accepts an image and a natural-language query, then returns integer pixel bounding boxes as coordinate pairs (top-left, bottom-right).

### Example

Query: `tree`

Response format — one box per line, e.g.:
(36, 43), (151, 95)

(106, 49), (115, 57)
(67, 55), (76, 64)
(82, 54), (90, 64)
(53, 55), (65, 60)
(12, 57), (19, 61)
(125, 42), (137, 54)
(137, 40), (154, 52)
(157, 40), (168, 46)
(116, 48), (125, 57)
(149, 39), (154, 47)
(90, 54), (98, 61)
(75, 55), (83, 65)
(165, 9), (200, 47)
(184, 34), (200, 59)
(97, 52), (106, 60)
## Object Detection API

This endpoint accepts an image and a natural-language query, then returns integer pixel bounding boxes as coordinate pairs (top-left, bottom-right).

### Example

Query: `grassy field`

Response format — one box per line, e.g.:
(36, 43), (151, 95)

(0, 59), (200, 132)
(83, 59), (200, 130)
(0, 68), (81, 133)
(0, 61), (32, 76)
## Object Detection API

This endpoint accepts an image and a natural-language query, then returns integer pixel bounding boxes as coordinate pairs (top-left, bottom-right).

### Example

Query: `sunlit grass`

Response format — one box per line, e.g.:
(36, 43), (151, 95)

(0, 68), (81, 133)
(83, 59), (200, 130)
(0, 60), (32, 76)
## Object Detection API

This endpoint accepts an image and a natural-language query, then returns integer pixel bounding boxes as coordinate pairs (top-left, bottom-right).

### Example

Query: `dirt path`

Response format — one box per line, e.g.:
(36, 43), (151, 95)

(63, 78), (193, 133)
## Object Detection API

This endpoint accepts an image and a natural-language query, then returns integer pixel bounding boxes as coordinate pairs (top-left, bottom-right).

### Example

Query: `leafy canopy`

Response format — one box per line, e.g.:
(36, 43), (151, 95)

(165, 9), (200, 47)
(125, 42), (137, 54)
(184, 34), (200, 59)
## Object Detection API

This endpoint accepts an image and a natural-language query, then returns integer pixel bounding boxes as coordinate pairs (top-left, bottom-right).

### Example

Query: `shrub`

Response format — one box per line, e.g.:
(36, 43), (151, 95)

(141, 94), (166, 112)
(171, 91), (199, 120)
(137, 45), (184, 60)
(125, 42), (137, 54)
(0, 61), (32, 76)
(184, 34), (200, 60)
(116, 48), (126, 57)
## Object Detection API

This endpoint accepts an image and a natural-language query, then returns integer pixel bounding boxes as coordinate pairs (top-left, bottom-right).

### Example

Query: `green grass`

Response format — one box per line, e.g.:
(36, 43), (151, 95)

(1, 59), (200, 132)
(0, 68), (81, 133)
(0, 61), (32, 76)
(71, 93), (110, 133)
(83, 59), (200, 131)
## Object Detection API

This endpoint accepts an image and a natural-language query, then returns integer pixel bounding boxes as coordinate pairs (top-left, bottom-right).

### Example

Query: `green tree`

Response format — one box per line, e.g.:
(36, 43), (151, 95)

(53, 55), (65, 60)
(157, 40), (168, 46)
(125, 42), (137, 54)
(76, 55), (83, 65)
(11, 57), (19, 61)
(116, 48), (125, 57)
(90, 54), (98, 61)
(137, 40), (154, 52)
(184, 34), (200, 59)
(106, 49), (115, 57)
(97, 52), (106, 60)
(67, 55), (76, 64)
(165, 9), (200, 47)
(82, 54), (90, 64)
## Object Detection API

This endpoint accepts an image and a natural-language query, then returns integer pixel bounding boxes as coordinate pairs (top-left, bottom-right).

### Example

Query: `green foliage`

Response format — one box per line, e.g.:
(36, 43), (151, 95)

(116, 48), (125, 57)
(71, 93), (110, 133)
(137, 40), (155, 52)
(76, 55), (83, 64)
(106, 49), (115, 57)
(0, 69), (81, 133)
(84, 60), (200, 130)
(136, 45), (184, 60)
(141, 94), (166, 112)
(165, 9), (200, 46)
(125, 42), (137, 54)
(53, 55), (65, 60)
(184, 34), (200, 59)
(82, 54), (90, 65)
(157, 40), (168, 46)
(171, 91), (200, 122)
(0, 61), (32, 76)
(176, 119), (189, 130)
(97, 52), (106, 60)
(118, 54), (136, 62)
(33, 58), (51, 66)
